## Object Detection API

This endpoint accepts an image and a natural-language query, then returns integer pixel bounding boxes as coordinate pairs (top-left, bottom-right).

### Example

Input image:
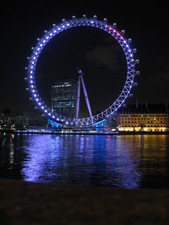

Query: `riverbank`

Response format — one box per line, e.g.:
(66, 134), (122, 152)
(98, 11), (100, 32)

(1, 129), (169, 135)
(0, 179), (169, 225)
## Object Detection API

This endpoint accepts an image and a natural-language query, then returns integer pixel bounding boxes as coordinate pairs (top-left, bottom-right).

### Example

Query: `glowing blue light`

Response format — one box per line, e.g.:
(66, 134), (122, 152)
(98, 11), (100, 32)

(92, 119), (107, 127)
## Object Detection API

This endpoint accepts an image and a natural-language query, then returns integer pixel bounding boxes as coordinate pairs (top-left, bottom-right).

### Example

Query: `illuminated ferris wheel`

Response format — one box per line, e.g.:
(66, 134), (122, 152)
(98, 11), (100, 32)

(26, 15), (140, 126)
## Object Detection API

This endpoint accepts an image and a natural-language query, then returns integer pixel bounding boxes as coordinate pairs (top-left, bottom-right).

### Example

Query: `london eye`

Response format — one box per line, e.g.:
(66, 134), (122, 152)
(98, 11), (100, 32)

(26, 15), (140, 127)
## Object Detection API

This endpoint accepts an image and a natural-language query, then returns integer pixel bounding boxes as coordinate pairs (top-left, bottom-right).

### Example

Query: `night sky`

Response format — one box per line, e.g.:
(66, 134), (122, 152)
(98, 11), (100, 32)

(1, 1), (169, 115)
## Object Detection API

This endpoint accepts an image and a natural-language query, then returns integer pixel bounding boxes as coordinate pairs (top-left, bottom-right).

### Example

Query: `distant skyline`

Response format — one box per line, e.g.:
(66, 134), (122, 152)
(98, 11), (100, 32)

(1, 1), (169, 114)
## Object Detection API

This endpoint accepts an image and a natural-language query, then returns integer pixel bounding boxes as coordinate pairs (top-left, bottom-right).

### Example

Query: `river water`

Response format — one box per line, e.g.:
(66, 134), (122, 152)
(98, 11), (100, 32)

(0, 132), (169, 189)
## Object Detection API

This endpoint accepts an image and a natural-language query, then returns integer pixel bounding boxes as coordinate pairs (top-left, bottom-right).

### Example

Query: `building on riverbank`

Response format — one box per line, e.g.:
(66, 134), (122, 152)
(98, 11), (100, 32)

(117, 103), (169, 132)
(51, 79), (78, 118)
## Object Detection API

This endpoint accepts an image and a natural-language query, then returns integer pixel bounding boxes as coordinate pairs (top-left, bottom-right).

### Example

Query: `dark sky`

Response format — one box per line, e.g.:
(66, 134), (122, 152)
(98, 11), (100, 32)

(1, 1), (169, 115)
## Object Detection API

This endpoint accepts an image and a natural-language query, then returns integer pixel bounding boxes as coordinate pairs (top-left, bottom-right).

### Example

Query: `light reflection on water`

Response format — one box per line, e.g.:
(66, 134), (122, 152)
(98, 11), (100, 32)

(0, 133), (169, 189)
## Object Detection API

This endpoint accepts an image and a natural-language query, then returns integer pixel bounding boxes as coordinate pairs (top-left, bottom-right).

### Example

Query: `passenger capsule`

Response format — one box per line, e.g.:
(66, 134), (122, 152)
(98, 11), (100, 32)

(113, 23), (117, 27)
(136, 71), (140, 76)
(133, 48), (137, 53)
(121, 30), (125, 35)
(128, 38), (132, 43)
(136, 59), (140, 64)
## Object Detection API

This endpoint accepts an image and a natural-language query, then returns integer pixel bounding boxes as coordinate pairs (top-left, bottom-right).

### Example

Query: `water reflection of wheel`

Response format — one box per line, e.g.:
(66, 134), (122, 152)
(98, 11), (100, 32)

(26, 15), (139, 126)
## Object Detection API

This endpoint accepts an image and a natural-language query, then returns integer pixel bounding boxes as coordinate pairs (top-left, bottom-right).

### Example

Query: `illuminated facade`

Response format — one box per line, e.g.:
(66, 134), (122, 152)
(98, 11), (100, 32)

(117, 104), (169, 132)
(51, 79), (78, 118)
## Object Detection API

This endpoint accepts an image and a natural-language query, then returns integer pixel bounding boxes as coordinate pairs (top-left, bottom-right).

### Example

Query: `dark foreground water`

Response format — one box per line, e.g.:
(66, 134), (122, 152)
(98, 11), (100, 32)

(0, 132), (169, 189)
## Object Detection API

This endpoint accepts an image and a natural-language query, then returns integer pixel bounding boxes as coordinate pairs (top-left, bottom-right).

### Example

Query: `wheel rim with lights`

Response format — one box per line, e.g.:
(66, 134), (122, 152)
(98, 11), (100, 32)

(26, 15), (139, 126)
